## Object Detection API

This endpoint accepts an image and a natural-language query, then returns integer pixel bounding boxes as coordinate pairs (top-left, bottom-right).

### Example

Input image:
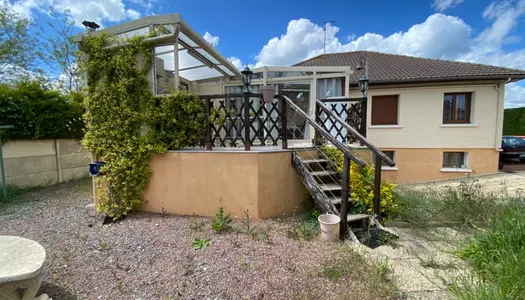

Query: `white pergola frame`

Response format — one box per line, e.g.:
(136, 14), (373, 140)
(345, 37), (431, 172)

(75, 14), (241, 93)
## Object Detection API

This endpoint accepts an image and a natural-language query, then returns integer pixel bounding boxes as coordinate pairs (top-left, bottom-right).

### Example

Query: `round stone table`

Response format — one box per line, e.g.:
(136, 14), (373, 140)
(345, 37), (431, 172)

(0, 236), (50, 300)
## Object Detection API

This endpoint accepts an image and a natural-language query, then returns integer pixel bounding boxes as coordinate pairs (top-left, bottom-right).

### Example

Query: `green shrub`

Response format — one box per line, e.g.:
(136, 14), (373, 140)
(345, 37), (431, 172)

(211, 207), (232, 233)
(0, 81), (84, 141)
(321, 145), (398, 216)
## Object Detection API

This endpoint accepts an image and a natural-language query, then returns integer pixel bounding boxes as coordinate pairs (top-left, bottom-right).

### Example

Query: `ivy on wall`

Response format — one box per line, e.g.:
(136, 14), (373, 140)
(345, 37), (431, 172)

(81, 34), (204, 219)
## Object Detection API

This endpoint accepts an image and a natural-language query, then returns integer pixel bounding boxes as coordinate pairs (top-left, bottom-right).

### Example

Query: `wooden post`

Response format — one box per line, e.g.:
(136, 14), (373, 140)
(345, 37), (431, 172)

(281, 96), (288, 149)
(244, 93), (251, 151)
(314, 102), (321, 146)
(373, 153), (382, 222)
(340, 153), (350, 240)
(204, 97), (212, 150)
(360, 98), (367, 138)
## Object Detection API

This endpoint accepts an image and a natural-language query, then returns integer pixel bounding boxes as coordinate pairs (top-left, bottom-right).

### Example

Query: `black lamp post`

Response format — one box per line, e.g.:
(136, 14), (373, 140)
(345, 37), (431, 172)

(241, 65), (253, 94)
(356, 56), (369, 98)
(358, 76), (369, 98)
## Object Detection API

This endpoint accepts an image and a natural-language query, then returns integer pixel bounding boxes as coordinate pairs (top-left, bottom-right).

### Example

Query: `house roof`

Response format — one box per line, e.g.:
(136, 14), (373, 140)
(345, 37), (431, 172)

(294, 51), (525, 85)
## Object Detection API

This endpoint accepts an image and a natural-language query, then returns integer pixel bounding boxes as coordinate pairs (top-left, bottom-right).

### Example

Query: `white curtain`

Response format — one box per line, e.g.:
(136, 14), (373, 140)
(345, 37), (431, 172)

(317, 78), (347, 143)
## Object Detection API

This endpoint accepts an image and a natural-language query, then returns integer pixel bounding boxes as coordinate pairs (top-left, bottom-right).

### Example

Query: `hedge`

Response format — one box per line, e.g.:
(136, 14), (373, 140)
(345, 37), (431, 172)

(503, 107), (525, 136)
(0, 81), (84, 141)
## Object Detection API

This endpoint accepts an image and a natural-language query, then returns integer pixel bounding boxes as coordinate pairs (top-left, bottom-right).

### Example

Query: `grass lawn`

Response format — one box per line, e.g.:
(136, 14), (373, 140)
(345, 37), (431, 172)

(0, 179), (397, 299)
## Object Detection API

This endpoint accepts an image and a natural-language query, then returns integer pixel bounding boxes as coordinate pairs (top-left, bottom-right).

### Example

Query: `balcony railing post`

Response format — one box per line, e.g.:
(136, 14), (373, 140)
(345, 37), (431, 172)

(373, 153), (382, 222)
(281, 96), (288, 150)
(340, 153), (350, 240)
(204, 97), (212, 150)
(244, 93), (251, 151)
(360, 97), (367, 138)
(314, 102), (321, 146)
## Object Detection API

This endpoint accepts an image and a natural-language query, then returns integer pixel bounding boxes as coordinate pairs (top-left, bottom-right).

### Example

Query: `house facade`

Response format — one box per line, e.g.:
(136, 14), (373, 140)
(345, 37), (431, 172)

(82, 14), (525, 221)
(293, 51), (525, 183)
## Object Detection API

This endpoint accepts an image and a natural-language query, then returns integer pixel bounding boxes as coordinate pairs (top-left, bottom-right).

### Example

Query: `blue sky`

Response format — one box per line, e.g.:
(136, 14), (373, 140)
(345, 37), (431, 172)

(7, 0), (525, 107)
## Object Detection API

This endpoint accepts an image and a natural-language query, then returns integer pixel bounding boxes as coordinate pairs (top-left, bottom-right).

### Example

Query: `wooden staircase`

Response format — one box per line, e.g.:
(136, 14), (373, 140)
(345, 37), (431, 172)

(292, 152), (370, 242)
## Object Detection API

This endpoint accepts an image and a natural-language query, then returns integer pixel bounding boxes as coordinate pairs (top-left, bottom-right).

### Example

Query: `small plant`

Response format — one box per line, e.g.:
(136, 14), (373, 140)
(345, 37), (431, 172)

(98, 241), (111, 251)
(211, 206), (232, 233)
(377, 260), (389, 280)
(192, 238), (211, 250)
(189, 214), (206, 231)
(238, 259), (249, 270)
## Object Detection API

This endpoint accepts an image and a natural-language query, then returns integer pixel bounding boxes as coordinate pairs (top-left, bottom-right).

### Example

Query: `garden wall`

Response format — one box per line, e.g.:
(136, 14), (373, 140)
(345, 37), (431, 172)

(1, 139), (90, 186)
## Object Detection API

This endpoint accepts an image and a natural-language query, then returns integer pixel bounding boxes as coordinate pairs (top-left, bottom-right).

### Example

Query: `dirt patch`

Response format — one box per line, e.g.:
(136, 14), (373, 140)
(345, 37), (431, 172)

(0, 179), (396, 299)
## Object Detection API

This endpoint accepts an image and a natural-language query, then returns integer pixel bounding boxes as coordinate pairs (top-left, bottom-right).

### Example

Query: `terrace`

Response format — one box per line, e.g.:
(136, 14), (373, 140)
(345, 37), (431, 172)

(76, 14), (395, 241)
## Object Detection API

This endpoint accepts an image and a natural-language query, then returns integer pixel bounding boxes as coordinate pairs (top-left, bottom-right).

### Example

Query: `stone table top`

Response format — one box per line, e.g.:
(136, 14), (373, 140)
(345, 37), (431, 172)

(0, 236), (46, 284)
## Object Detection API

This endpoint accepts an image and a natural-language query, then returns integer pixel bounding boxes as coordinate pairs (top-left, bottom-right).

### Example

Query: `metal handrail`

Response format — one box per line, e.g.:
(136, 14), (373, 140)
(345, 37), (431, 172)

(315, 99), (396, 167)
(280, 95), (366, 168)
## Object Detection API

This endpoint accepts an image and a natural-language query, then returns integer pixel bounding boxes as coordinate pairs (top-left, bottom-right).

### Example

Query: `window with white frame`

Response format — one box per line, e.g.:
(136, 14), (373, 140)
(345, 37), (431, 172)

(442, 152), (468, 169)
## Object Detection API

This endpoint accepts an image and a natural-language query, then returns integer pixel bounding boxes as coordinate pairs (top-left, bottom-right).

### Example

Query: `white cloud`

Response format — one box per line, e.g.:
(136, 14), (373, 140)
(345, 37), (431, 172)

(253, 0), (525, 106)
(432, 0), (465, 12)
(255, 14), (472, 67)
(203, 32), (219, 47)
(7, 0), (142, 26)
(228, 57), (243, 70)
(126, 9), (141, 20)
(505, 82), (525, 108)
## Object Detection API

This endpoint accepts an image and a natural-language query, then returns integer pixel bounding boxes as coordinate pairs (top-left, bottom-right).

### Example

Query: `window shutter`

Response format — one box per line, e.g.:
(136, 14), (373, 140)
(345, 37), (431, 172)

(372, 95), (398, 125)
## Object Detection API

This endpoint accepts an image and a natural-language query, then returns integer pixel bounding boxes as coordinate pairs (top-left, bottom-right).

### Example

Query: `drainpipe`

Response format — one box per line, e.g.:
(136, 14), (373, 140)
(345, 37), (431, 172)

(494, 78), (512, 150)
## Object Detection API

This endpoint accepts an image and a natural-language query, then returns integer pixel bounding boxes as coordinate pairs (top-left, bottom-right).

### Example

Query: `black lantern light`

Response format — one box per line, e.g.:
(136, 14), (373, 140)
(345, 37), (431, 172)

(241, 65), (253, 94)
(358, 76), (369, 97)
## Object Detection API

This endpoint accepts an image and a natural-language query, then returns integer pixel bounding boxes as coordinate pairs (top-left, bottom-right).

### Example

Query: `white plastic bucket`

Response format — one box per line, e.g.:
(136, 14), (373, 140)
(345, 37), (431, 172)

(318, 214), (340, 241)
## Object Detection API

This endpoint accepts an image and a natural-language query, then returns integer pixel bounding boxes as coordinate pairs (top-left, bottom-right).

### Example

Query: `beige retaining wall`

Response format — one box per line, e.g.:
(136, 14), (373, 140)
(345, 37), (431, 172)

(140, 150), (309, 219)
(1, 139), (91, 186)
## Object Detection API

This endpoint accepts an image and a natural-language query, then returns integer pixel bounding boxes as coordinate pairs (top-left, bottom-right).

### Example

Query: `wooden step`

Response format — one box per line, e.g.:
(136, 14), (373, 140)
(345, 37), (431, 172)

(303, 159), (329, 164)
(347, 214), (370, 222)
(319, 183), (342, 192)
(329, 196), (354, 205)
(310, 170), (338, 177)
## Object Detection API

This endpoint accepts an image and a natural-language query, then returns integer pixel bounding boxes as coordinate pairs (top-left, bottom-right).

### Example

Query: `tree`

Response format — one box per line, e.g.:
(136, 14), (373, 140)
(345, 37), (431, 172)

(37, 8), (83, 94)
(0, 2), (37, 82)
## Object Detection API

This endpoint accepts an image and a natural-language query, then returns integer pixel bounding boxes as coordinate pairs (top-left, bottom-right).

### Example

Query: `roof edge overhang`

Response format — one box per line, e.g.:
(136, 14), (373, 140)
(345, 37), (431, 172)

(353, 75), (525, 87)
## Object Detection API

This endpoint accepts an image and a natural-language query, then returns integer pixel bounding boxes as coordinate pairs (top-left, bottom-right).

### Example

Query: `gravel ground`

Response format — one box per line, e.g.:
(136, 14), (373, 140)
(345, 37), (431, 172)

(0, 179), (395, 300)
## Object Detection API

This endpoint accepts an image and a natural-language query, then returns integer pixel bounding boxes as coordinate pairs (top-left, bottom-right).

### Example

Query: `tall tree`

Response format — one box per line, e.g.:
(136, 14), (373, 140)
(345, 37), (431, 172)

(0, 2), (37, 82)
(38, 8), (82, 94)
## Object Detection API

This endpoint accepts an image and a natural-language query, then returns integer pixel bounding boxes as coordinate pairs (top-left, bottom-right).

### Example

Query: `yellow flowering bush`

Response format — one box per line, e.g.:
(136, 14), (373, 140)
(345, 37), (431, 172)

(321, 145), (398, 215)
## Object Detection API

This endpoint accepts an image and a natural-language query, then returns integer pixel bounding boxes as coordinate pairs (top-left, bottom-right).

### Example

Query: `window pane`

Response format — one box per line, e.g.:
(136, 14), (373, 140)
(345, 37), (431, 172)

(455, 95), (467, 121)
(443, 95), (453, 122)
(374, 151), (395, 164)
(155, 45), (176, 94)
(443, 152), (465, 168)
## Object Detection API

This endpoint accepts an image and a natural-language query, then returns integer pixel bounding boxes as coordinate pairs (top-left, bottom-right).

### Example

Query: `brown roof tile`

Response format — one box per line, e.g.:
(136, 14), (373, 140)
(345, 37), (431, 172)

(294, 51), (525, 84)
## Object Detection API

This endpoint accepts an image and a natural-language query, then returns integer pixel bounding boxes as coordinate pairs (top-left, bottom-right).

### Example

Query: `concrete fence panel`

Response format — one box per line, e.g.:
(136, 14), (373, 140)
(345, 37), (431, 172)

(1, 139), (91, 187)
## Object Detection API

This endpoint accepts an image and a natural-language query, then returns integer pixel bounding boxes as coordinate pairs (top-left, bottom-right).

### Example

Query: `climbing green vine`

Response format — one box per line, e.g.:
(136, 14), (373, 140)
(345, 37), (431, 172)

(81, 33), (204, 219)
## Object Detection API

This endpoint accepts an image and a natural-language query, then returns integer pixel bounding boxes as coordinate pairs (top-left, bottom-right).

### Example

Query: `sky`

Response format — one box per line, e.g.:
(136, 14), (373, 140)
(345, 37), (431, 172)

(6, 0), (525, 108)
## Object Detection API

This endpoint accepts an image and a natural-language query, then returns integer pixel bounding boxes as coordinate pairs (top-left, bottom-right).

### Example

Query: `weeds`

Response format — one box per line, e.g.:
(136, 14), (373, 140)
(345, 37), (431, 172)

(189, 214), (206, 231)
(390, 177), (507, 228)
(450, 200), (525, 299)
(377, 260), (389, 280)
(211, 207), (232, 233)
(285, 199), (320, 241)
(192, 238), (211, 250)
(0, 184), (45, 203)
(320, 246), (397, 298)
